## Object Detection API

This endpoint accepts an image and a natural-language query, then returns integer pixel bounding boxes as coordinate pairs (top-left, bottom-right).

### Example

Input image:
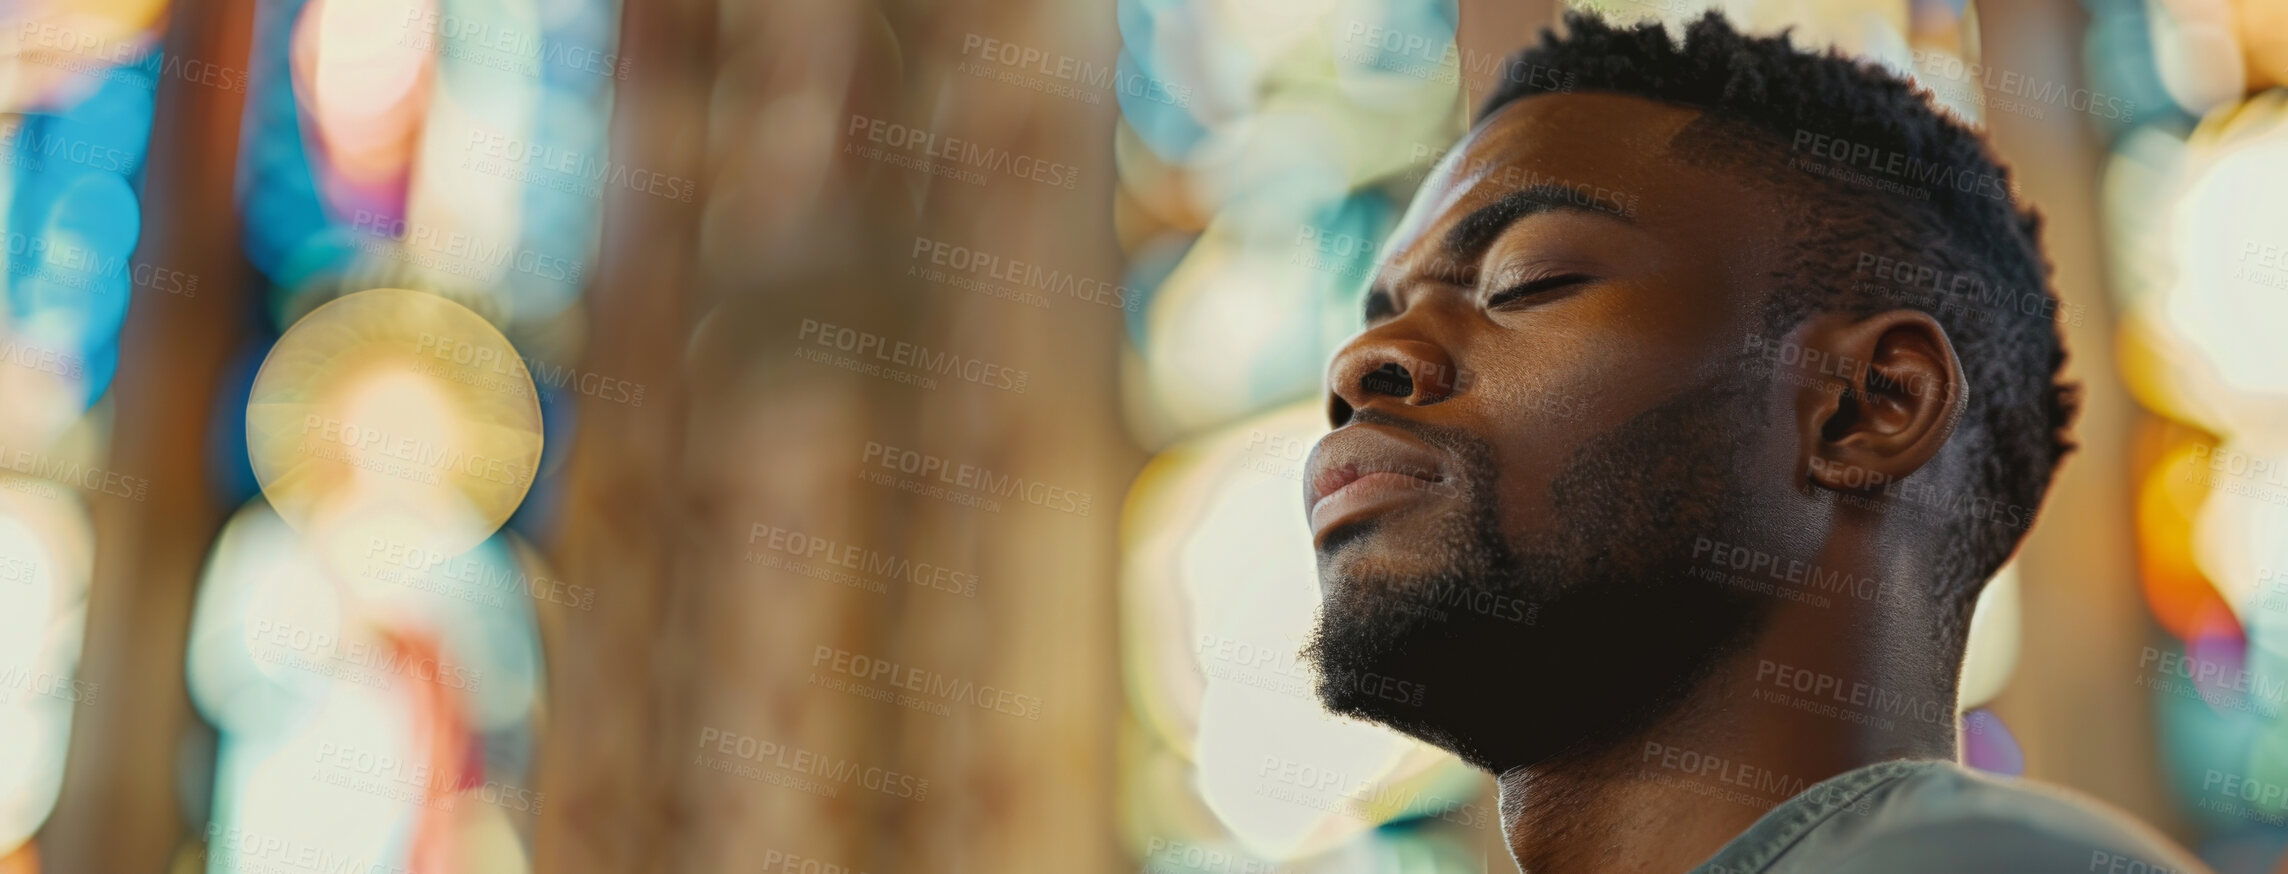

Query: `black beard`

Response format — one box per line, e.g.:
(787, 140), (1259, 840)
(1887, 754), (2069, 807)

(1304, 379), (1776, 773)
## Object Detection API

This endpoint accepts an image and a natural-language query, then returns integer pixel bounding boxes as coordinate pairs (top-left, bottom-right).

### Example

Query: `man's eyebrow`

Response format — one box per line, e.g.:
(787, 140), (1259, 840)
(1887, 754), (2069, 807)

(1439, 183), (1635, 259)
(1362, 183), (1633, 323)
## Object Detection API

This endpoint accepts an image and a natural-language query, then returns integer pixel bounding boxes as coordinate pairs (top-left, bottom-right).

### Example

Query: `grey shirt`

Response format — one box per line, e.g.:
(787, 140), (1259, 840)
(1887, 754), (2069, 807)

(1686, 759), (2213, 874)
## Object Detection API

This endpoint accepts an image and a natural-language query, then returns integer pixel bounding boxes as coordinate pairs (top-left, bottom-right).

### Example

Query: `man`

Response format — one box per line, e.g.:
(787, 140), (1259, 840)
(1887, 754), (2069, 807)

(1300, 11), (2209, 874)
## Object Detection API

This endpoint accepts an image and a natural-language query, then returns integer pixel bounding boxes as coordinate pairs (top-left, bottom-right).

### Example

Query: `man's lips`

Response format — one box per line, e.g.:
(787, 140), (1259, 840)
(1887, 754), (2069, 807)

(1304, 425), (1451, 544)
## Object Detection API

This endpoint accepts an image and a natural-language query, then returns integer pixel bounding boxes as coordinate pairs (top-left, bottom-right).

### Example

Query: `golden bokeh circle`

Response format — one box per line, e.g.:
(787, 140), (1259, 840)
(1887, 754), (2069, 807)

(247, 288), (542, 560)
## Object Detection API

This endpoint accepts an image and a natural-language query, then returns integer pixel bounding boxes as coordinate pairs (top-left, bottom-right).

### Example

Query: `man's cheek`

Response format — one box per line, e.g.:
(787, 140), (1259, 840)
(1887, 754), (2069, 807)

(1487, 466), (1559, 540)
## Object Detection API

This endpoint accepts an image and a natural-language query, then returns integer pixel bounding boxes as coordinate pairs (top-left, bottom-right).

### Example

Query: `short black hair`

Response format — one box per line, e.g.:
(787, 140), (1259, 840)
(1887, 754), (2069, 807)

(1479, 11), (2078, 654)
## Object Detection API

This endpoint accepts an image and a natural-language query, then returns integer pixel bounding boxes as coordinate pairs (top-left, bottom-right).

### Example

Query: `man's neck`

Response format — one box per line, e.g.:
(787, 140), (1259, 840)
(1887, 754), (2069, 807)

(1491, 600), (1960, 874)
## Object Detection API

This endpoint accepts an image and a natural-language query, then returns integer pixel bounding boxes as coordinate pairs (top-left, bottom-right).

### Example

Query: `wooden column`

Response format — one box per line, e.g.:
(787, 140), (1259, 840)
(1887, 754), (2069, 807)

(39, 0), (257, 868)
(525, 0), (716, 869)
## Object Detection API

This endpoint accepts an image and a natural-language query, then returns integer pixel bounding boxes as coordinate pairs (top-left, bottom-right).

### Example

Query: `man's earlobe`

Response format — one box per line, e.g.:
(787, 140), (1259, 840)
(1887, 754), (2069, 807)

(1791, 311), (1967, 493)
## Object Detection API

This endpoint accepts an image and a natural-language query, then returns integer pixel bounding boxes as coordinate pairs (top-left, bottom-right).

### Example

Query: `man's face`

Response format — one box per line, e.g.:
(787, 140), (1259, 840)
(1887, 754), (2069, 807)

(1301, 93), (1802, 771)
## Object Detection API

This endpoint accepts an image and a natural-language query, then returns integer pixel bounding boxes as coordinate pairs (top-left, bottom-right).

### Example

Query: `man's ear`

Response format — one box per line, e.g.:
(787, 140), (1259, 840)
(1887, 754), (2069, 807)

(1790, 311), (1968, 492)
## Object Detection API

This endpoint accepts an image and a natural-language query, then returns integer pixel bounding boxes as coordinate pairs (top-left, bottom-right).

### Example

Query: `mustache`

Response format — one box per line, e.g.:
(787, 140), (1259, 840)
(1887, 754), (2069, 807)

(1344, 408), (1488, 456)
(1343, 408), (1499, 494)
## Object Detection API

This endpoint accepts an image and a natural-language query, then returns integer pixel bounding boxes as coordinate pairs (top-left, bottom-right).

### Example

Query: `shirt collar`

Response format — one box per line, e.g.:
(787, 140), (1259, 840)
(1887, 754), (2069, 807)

(1685, 759), (1941, 874)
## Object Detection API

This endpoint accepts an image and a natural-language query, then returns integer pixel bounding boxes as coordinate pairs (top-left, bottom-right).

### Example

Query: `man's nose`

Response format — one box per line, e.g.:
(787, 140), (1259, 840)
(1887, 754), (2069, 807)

(1326, 336), (1460, 427)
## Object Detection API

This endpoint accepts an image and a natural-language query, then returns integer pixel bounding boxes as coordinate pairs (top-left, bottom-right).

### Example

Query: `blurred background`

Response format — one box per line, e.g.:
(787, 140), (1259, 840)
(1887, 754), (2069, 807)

(0, 0), (2285, 870)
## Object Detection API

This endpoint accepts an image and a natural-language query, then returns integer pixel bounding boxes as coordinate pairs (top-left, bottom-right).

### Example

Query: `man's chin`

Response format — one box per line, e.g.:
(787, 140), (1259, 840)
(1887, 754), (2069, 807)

(1309, 643), (1561, 772)
(1303, 561), (1770, 774)
(1303, 574), (1544, 771)
(1312, 520), (1465, 591)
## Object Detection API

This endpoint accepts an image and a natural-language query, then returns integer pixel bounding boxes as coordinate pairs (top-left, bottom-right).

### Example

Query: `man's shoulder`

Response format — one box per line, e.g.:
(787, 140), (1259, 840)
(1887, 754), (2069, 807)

(1771, 761), (2211, 874)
